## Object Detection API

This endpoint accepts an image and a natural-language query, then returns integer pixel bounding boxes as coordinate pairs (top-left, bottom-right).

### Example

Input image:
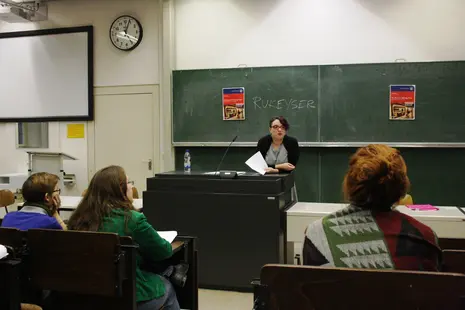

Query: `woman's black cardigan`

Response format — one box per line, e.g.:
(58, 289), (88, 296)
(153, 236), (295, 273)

(256, 135), (300, 170)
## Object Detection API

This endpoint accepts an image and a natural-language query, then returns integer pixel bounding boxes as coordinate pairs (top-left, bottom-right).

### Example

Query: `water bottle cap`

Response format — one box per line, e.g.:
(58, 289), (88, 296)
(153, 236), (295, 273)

(186, 149), (190, 152)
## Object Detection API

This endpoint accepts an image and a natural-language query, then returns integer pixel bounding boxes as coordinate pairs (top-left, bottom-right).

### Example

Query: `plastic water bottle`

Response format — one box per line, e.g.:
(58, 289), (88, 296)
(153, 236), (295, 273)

(184, 149), (191, 173)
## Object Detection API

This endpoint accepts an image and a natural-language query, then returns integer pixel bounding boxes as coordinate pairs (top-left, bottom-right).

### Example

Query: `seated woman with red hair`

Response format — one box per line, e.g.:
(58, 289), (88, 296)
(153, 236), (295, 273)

(303, 144), (441, 271)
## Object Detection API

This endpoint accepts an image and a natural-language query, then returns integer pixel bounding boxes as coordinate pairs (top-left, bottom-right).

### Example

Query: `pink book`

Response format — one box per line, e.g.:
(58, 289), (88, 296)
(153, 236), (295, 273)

(406, 204), (439, 211)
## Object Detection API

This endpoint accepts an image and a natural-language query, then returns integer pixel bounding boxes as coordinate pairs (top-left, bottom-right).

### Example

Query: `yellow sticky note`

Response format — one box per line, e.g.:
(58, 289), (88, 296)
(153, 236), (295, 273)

(67, 124), (85, 139)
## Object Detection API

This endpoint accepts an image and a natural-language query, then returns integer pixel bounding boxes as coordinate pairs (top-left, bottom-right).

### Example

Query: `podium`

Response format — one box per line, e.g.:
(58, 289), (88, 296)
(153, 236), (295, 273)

(0, 152), (77, 192)
(27, 151), (77, 188)
(143, 171), (295, 291)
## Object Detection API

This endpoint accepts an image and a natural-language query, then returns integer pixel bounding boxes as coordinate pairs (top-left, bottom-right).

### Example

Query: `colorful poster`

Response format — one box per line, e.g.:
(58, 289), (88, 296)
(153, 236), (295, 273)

(222, 87), (245, 121)
(389, 85), (416, 120)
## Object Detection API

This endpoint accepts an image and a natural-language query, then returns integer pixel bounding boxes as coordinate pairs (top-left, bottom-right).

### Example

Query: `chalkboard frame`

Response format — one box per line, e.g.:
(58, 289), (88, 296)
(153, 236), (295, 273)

(0, 25), (94, 122)
(172, 141), (465, 148)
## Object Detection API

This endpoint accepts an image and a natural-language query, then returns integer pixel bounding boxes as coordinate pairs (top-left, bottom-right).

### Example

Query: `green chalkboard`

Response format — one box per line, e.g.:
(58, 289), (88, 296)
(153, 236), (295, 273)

(173, 67), (319, 142)
(320, 62), (465, 142)
(174, 146), (465, 206)
(173, 61), (465, 143)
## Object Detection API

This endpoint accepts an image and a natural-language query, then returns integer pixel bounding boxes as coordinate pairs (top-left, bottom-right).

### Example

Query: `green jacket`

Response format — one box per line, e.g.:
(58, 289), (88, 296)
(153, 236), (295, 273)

(99, 209), (172, 302)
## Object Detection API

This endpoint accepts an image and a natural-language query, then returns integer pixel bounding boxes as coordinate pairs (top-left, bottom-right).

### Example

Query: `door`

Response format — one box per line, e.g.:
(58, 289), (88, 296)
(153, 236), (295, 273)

(93, 93), (154, 192)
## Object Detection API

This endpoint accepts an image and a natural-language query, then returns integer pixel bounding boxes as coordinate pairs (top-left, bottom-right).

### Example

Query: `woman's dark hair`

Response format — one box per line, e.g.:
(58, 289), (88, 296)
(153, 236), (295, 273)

(269, 116), (290, 130)
(68, 165), (135, 232)
(343, 144), (410, 211)
(22, 172), (60, 204)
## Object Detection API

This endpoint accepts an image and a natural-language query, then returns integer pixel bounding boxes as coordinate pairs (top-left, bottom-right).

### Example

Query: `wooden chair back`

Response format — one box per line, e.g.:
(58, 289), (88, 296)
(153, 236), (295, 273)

(0, 259), (21, 310)
(132, 187), (139, 199)
(0, 189), (15, 214)
(443, 250), (465, 274)
(26, 229), (137, 310)
(259, 264), (465, 310)
(398, 193), (413, 205)
(0, 228), (40, 306)
(440, 238), (465, 250)
(0, 227), (25, 258)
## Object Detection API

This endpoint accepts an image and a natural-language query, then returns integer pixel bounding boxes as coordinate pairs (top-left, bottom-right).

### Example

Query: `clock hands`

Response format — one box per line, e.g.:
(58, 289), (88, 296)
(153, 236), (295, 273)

(117, 19), (136, 45)
(116, 33), (138, 43)
(125, 19), (131, 34)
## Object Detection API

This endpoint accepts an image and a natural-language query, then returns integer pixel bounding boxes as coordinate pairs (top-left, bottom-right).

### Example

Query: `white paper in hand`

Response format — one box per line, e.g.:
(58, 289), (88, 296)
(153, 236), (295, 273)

(245, 151), (268, 175)
(0, 245), (8, 260)
(158, 231), (178, 243)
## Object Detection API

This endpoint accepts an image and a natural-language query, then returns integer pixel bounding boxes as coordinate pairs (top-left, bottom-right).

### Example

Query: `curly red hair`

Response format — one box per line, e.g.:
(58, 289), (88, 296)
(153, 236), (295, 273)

(343, 144), (410, 211)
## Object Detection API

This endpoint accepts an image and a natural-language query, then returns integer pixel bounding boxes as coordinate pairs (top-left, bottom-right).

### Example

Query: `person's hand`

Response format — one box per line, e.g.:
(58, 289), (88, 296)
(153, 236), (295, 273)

(276, 163), (295, 171)
(53, 212), (67, 230)
(265, 167), (279, 174)
(52, 195), (61, 211)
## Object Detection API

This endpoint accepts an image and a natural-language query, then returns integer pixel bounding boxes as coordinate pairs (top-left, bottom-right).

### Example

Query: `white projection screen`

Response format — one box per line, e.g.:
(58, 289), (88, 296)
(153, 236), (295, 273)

(0, 26), (93, 122)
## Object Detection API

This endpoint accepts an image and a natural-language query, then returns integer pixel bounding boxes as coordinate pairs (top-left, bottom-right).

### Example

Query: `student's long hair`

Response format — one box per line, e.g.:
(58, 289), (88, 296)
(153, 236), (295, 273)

(68, 165), (135, 232)
(343, 144), (410, 211)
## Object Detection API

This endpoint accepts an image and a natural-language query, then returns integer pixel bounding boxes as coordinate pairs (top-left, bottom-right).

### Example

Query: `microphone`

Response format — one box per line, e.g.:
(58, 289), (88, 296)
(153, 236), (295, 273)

(215, 135), (238, 178)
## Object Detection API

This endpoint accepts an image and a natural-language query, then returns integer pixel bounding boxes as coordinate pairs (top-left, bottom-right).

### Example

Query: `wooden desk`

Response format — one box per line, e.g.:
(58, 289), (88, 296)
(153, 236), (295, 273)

(168, 237), (198, 310)
(287, 202), (465, 243)
(286, 202), (465, 264)
(15, 196), (143, 212)
(172, 241), (184, 253)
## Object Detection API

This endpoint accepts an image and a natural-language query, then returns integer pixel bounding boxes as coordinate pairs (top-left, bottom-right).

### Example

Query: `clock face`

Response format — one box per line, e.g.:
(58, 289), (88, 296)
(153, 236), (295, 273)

(110, 15), (143, 51)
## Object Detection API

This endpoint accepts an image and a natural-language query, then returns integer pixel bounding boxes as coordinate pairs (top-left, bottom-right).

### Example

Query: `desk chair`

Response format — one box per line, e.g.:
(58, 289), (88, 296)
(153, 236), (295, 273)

(398, 194), (414, 205)
(27, 229), (137, 310)
(0, 237), (42, 310)
(254, 264), (465, 310)
(443, 250), (465, 274)
(21, 305), (42, 310)
(0, 228), (25, 258)
(132, 187), (139, 199)
(0, 189), (15, 214)
(440, 238), (465, 251)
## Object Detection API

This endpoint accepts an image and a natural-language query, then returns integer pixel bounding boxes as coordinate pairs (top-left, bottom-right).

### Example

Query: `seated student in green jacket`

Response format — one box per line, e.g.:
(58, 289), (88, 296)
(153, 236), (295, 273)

(68, 165), (179, 310)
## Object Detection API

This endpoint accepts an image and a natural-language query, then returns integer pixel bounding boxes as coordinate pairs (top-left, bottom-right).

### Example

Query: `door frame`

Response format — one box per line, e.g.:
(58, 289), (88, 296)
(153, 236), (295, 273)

(87, 85), (160, 181)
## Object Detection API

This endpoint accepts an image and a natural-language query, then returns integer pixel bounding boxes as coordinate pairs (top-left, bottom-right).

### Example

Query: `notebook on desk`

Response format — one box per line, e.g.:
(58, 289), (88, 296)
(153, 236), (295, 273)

(0, 245), (7, 260)
(406, 204), (439, 211)
(158, 231), (177, 243)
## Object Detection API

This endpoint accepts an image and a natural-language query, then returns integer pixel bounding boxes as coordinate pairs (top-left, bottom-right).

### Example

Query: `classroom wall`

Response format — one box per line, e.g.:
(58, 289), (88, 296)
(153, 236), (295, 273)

(175, 0), (465, 69)
(0, 0), (160, 86)
(0, 0), (162, 195)
(172, 0), (465, 204)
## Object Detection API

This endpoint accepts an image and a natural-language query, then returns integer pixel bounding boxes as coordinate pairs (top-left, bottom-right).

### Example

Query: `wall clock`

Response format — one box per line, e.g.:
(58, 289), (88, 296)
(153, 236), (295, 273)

(110, 15), (143, 51)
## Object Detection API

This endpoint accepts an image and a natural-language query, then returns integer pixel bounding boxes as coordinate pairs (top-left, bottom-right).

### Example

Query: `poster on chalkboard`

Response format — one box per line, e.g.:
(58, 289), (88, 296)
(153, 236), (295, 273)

(222, 87), (245, 121)
(389, 85), (416, 120)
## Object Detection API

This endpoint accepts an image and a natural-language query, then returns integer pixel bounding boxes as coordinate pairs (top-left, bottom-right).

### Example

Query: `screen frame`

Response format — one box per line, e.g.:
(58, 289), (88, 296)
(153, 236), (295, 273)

(0, 25), (94, 122)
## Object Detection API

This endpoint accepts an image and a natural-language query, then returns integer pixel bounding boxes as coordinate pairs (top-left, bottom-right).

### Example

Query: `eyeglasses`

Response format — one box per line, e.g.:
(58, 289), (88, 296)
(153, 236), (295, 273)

(53, 189), (61, 194)
(127, 180), (134, 186)
(271, 125), (285, 130)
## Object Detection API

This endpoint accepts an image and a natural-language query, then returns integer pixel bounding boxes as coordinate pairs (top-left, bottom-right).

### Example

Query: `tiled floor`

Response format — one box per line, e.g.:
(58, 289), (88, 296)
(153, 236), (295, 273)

(198, 289), (253, 310)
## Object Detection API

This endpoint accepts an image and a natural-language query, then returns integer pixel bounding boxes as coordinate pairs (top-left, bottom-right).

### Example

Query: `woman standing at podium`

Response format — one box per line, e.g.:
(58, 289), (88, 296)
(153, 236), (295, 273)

(257, 116), (300, 174)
